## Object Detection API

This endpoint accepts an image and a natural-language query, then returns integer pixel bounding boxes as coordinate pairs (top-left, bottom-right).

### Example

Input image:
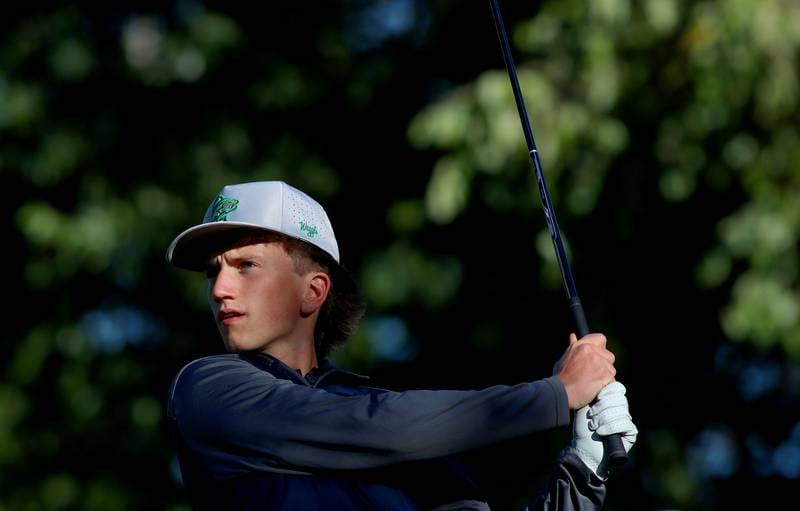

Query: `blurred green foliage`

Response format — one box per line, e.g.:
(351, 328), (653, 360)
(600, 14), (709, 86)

(3, 0), (800, 509)
(413, 0), (800, 360)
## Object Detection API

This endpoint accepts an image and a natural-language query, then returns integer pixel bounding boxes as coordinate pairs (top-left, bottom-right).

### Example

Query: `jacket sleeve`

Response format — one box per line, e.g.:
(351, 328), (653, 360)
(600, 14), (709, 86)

(523, 452), (606, 511)
(168, 355), (570, 476)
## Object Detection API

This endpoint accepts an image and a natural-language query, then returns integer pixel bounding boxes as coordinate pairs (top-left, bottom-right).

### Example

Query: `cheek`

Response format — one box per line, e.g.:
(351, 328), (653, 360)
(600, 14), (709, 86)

(260, 277), (304, 317)
(206, 291), (217, 320)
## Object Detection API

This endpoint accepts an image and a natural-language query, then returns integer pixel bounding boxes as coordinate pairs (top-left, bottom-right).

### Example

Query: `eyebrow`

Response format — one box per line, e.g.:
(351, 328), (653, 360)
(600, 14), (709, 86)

(222, 249), (264, 264)
(205, 251), (255, 269)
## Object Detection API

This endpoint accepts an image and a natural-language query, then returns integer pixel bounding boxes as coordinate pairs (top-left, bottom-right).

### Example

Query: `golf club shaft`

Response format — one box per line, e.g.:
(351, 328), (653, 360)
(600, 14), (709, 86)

(488, 0), (628, 468)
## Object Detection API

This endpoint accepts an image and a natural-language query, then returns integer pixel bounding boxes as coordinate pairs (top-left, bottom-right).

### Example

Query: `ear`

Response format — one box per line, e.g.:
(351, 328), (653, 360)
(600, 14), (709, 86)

(300, 271), (331, 316)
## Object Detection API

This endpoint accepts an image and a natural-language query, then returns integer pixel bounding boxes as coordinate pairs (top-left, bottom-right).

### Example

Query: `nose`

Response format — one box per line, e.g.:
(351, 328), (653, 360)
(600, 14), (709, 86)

(209, 266), (235, 303)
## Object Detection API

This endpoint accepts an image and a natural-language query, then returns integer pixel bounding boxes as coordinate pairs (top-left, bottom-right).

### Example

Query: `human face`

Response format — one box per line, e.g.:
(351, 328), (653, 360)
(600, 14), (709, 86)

(206, 241), (308, 353)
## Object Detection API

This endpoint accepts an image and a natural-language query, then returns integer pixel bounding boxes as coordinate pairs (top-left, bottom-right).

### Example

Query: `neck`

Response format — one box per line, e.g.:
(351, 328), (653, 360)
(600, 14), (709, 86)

(256, 308), (322, 375)
(263, 338), (319, 375)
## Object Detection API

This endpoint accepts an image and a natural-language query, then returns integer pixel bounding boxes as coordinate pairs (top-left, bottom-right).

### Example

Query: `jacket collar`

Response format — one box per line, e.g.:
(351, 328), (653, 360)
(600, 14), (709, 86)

(244, 352), (370, 388)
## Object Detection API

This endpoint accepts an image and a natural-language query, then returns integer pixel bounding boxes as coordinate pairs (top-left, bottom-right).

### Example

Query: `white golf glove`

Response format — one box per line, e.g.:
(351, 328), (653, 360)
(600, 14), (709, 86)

(565, 381), (637, 480)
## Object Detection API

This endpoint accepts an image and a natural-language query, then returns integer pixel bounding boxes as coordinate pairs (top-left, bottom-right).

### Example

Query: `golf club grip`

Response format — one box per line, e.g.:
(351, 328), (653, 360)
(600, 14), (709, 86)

(571, 298), (629, 468)
(605, 433), (628, 467)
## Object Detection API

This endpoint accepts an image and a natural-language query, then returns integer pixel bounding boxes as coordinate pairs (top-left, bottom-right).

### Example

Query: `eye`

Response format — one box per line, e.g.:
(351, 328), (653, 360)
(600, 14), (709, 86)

(238, 260), (258, 271)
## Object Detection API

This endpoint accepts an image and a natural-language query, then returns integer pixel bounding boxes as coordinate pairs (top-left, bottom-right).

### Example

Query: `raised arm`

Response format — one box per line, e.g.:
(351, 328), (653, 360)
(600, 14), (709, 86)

(168, 355), (571, 476)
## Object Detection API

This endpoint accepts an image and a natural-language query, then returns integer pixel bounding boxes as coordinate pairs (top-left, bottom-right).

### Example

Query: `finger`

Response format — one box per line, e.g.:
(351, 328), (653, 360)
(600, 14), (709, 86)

(579, 333), (607, 348)
(596, 348), (616, 364)
(591, 398), (629, 420)
(591, 407), (629, 429)
(596, 417), (638, 438)
(569, 333), (578, 345)
(581, 342), (615, 364)
(597, 381), (626, 399)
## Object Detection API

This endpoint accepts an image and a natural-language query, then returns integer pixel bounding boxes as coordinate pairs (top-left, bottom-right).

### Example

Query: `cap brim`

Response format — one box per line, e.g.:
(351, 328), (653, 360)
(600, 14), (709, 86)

(167, 222), (282, 271)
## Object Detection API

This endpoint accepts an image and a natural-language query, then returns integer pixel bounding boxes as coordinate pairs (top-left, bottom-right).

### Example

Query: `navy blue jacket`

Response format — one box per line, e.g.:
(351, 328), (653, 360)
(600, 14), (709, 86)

(167, 353), (605, 510)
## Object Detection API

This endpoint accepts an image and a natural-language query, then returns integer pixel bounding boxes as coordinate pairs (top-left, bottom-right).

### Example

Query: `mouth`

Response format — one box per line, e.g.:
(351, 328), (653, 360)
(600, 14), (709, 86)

(218, 309), (244, 326)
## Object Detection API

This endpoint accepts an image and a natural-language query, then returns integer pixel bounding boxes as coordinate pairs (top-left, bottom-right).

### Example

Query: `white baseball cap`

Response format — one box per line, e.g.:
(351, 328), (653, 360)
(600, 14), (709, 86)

(167, 181), (340, 270)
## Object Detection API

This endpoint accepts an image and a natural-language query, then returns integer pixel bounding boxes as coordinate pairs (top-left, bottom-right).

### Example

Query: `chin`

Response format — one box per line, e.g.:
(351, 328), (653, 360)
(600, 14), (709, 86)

(225, 341), (246, 353)
(224, 338), (264, 354)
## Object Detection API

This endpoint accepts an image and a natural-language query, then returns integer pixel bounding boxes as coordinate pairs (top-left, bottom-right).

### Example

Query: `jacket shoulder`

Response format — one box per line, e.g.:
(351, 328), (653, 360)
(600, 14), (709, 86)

(171, 353), (257, 384)
(167, 354), (275, 416)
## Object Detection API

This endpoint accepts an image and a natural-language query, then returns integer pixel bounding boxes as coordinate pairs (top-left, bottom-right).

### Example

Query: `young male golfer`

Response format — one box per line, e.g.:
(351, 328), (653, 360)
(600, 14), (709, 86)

(166, 180), (637, 510)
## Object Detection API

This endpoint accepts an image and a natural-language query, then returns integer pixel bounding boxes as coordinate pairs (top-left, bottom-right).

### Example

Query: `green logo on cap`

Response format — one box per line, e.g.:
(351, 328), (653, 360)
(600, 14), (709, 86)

(212, 195), (239, 221)
(299, 221), (318, 238)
